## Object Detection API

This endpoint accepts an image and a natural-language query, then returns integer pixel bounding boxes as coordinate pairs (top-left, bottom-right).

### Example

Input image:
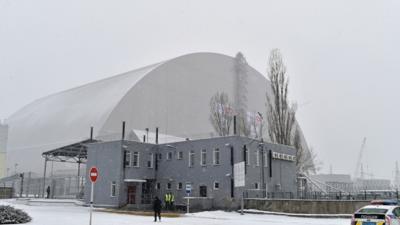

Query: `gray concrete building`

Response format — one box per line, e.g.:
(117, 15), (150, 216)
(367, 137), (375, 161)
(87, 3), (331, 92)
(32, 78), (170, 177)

(84, 136), (297, 209)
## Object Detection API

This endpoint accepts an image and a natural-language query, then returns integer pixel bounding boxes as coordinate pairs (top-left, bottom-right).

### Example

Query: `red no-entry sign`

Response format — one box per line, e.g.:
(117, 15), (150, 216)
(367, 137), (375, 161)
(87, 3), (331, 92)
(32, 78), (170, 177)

(89, 167), (98, 183)
(89, 167), (98, 225)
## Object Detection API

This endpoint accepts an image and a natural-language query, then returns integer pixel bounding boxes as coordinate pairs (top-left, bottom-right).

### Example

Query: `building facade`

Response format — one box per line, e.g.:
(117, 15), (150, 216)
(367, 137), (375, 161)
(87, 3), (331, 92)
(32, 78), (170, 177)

(84, 136), (297, 209)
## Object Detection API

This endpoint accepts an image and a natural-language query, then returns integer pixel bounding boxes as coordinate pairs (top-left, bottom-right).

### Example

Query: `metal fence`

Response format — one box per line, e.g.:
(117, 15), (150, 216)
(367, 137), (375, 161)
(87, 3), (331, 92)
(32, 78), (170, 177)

(244, 189), (294, 199)
(0, 187), (13, 199)
(0, 172), (84, 199)
(245, 189), (400, 201)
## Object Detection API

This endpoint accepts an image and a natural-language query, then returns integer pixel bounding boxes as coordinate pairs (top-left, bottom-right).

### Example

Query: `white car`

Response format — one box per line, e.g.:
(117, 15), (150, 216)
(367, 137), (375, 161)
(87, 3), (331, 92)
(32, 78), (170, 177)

(351, 200), (400, 225)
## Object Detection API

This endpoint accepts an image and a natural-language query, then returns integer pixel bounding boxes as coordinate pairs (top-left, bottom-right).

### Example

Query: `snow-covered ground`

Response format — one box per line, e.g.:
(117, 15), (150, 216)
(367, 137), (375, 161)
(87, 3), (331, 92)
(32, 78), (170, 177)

(0, 199), (350, 225)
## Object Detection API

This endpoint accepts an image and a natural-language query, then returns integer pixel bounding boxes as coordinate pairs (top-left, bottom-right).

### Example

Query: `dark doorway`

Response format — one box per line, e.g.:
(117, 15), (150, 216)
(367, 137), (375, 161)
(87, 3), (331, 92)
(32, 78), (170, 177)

(127, 185), (137, 204)
(199, 185), (207, 197)
(141, 180), (155, 204)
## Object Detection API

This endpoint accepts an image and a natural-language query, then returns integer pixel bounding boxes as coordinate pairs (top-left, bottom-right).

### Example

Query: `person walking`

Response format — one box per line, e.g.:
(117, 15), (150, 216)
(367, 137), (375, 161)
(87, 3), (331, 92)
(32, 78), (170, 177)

(46, 186), (50, 199)
(153, 196), (162, 222)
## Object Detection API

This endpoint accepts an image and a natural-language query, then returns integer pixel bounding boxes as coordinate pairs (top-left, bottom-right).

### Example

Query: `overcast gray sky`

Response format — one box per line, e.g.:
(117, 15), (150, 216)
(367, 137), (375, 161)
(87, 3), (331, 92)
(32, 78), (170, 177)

(1, 0), (399, 179)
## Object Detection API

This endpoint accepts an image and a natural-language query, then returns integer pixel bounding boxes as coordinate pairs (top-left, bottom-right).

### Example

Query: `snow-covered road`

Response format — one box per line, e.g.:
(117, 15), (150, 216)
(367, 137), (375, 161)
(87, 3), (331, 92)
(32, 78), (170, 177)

(1, 200), (350, 225)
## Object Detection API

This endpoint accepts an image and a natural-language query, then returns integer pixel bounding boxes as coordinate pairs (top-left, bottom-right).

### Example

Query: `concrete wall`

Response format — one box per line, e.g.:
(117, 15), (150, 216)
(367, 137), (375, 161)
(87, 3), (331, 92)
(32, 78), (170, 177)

(245, 199), (370, 214)
(121, 141), (158, 207)
(85, 141), (123, 207)
(86, 140), (158, 207)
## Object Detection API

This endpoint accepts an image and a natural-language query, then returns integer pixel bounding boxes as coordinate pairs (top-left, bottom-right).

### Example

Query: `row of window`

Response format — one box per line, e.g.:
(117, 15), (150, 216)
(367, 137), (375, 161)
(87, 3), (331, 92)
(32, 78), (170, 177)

(125, 152), (154, 168)
(109, 181), (262, 198)
(188, 148), (220, 167)
(124, 149), (221, 168)
(124, 147), (271, 168)
(155, 181), (221, 191)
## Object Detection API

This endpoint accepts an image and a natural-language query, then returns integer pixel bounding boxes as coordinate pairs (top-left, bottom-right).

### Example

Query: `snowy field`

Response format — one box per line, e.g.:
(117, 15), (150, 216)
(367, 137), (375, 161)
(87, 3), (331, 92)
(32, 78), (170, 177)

(0, 199), (350, 225)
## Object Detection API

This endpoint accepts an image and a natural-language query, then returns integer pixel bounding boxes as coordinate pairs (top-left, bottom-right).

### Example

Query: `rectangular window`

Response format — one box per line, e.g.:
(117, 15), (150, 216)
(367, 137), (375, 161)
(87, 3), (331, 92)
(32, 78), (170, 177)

(158, 153), (162, 160)
(167, 183), (171, 190)
(213, 181), (220, 190)
(263, 152), (268, 167)
(256, 150), (260, 167)
(147, 153), (154, 168)
(201, 149), (207, 166)
(177, 151), (183, 160)
(213, 148), (220, 165)
(246, 148), (250, 165)
(167, 152), (173, 160)
(177, 182), (183, 190)
(156, 183), (160, 190)
(199, 185), (207, 197)
(188, 151), (195, 167)
(124, 151), (131, 167)
(111, 181), (117, 197)
(255, 182), (259, 190)
(132, 152), (139, 167)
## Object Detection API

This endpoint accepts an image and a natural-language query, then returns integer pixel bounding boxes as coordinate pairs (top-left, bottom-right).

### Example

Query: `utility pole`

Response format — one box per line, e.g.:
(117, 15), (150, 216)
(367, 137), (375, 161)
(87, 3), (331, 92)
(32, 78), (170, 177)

(19, 173), (24, 197)
(395, 161), (400, 190)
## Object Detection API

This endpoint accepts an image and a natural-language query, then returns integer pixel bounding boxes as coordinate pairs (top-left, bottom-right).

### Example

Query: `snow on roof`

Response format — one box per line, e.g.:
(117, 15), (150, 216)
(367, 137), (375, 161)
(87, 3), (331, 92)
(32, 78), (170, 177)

(129, 129), (186, 144)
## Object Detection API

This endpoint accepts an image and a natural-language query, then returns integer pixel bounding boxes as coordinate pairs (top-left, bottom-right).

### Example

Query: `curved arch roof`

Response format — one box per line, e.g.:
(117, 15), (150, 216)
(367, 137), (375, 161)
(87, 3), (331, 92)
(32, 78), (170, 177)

(7, 61), (164, 151)
(6, 52), (308, 173)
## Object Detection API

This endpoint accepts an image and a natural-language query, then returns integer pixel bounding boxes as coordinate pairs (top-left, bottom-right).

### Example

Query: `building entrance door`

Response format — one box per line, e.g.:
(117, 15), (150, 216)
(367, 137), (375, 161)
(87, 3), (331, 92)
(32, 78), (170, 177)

(127, 185), (137, 204)
(141, 180), (155, 204)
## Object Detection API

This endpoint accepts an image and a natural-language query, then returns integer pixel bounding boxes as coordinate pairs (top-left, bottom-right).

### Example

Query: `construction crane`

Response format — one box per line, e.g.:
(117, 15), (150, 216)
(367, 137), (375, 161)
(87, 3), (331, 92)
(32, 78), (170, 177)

(353, 137), (367, 180)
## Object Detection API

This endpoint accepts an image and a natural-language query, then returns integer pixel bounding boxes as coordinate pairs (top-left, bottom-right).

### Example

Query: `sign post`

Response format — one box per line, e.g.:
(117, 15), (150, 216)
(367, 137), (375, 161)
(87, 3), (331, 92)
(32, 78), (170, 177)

(185, 184), (192, 214)
(89, 167), (98, 225)
(234, 162), (245, 215)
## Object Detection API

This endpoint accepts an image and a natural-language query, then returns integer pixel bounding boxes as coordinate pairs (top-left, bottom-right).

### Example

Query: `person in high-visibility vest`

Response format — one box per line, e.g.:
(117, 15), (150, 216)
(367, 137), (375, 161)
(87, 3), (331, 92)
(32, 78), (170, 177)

(164, 193), (170, 210)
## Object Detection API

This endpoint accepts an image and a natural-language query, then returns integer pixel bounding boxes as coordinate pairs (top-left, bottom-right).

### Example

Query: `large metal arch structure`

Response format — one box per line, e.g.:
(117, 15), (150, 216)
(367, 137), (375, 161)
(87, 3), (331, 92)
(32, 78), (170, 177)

(6, 52), (310, 174)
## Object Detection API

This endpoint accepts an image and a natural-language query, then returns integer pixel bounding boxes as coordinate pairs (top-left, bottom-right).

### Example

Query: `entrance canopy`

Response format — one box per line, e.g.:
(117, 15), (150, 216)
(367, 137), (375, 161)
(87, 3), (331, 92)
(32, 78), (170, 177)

(41, 139), (98, 163)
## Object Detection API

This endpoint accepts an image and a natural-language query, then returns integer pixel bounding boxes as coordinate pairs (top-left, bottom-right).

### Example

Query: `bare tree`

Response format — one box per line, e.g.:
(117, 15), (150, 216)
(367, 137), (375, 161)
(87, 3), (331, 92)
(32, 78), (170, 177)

(234, 52), (251, 137)
(293, 129), (318, 174)
(266, 49), (297, 145)
(209, 92), (234, 136)
(266, 49), (317, 174)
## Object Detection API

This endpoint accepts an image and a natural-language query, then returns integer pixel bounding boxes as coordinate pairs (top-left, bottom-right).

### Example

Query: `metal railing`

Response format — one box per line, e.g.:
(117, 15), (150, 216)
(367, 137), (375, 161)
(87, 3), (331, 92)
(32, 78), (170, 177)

(0, 172), (85, 199)
(245, 189), (400, 201)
